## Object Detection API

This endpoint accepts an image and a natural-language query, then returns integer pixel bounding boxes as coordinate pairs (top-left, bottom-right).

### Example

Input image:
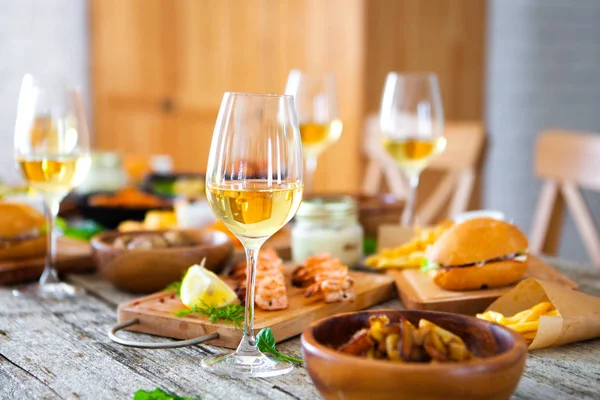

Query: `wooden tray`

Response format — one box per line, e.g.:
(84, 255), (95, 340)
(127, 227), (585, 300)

(0, 237), (94, 285)
(387, 255), (578, 315)
(118, 270), (394, 348)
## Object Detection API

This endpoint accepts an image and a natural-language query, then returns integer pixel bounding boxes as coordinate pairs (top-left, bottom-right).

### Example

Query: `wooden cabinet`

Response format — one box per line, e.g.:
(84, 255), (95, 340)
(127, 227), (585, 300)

(91, 0), (485, 193)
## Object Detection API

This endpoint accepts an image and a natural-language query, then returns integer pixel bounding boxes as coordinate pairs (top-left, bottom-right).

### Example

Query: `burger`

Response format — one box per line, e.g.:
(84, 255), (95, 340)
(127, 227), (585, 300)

(0, 202), (47, 261)
(421, 217), (528, 290)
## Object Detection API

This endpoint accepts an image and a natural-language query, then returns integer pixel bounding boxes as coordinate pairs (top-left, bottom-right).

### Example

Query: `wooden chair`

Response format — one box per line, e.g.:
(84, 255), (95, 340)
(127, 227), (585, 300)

(530, 130), (600, 268)
(361, 114), (485, 225)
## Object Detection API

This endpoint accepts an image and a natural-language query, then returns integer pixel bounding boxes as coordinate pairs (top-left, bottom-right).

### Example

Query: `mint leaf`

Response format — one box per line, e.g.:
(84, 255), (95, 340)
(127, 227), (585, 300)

(256, 328), (303, 364)
(133, 387), (200, 400)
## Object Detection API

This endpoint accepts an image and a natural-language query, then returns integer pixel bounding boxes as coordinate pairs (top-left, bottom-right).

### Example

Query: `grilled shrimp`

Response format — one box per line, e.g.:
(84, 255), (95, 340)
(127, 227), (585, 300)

(255, 275), (288, 311)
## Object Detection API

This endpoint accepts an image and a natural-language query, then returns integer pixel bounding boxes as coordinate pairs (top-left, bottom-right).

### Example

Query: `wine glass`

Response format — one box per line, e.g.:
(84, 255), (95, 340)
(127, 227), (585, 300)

(285, 70), (342, 194)
(203, 92), (303, 377)
(379, 72), (446, 226)
(13, 74), (91, 299)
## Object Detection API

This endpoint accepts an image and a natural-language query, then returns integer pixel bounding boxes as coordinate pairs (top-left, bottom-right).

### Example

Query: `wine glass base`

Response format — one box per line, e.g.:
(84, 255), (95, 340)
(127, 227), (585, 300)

(200, 352), (294, 378)
(12, 282), (85, 300)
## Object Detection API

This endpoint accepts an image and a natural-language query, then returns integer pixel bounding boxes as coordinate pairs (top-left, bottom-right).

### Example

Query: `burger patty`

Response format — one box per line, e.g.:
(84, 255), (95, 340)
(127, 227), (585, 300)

(438, 252), (526, 270)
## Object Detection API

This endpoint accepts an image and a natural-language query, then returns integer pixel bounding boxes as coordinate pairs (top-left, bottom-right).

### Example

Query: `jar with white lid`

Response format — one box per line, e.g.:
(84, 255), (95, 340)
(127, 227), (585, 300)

(291, 196), (363, 267)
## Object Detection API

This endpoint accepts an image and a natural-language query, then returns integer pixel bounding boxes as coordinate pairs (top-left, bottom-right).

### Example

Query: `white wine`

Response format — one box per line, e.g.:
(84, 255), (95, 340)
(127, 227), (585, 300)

(382, 136), (446, 176)
(206, 180), (303, 246)
(17, 155), (91, 201)
(299, 120), (343, 156)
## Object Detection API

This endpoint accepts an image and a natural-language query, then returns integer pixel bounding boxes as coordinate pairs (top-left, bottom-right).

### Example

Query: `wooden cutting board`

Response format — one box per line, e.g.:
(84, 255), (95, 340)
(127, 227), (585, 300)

(387, 255), (579, 315)
(0, 237), (94, 285)
(117, 270), (395, 348)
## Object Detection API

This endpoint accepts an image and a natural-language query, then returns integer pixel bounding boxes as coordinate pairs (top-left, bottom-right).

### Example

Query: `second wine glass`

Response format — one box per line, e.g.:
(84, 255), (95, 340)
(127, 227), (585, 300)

(285, 70), (342, 194)
(203, 92), (303, 378)
(379, 72), (446, 226)
(13, 74), (91, 299)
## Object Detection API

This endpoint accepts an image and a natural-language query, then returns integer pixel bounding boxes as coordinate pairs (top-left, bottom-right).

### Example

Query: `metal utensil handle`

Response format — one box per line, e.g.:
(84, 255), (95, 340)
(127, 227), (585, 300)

(108, 318), (219, 349)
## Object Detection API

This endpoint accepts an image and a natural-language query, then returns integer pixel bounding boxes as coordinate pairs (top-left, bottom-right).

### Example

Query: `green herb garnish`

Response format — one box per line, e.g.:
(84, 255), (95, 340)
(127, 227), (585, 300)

(133, 387), (200, 400)
(256, 328), (303, 365)
(420, 258), (440, 274)
(164, 281), (182, 296)
(175, 301), (244, 328)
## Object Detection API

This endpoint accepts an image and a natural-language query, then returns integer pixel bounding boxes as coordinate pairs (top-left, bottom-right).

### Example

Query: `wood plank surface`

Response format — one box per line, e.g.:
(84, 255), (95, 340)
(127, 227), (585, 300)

(91, 0), (366, 194)
(1, 257), (599, 400)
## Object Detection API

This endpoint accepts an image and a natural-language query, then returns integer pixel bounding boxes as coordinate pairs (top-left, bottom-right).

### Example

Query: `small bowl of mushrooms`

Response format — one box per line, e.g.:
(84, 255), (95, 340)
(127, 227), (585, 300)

(91, 229), (233, 293)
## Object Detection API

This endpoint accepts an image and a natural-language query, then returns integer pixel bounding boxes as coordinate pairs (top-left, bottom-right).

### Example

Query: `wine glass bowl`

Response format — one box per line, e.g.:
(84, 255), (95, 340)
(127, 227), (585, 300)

(285, 70), (342, 193)
(13, 74), (91, 299)
(379, 72), (445, 226)
(202, 92), (303, 377)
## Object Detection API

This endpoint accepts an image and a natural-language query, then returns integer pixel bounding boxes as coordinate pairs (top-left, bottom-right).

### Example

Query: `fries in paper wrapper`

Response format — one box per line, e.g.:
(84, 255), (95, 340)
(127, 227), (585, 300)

(484, 278), (600, 350)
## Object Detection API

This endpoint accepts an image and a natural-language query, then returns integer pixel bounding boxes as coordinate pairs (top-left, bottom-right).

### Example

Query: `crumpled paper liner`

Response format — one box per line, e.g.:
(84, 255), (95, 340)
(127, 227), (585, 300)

(486, 278), (600, 349)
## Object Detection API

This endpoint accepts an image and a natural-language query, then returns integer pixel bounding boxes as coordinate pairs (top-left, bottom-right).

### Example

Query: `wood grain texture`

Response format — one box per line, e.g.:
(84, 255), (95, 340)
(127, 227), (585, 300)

(118, 271), (394, 348)
(91, 0), (365, 194)
(1, 257), (599, 399)
(364, 0), (487, 120)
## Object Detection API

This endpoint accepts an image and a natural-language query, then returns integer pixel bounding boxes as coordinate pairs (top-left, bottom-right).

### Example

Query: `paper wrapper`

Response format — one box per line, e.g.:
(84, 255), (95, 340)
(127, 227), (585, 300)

(486, 278), (600, 349)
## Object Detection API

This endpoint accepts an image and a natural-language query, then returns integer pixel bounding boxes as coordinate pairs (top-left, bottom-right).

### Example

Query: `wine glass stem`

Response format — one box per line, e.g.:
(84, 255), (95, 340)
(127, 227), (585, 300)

(304, 155), (318, 194)
(401, 174), (420, 227)
(40, 199), (60, 286)
(236, 245), (262, 357)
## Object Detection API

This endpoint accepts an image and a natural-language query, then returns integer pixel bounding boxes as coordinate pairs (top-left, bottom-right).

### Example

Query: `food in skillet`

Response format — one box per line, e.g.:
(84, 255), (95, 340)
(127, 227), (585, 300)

(230, 248), (289, 311)
(337, 315), (475, 362)
(292, 253), (355, 303)
(421, 218), (528, 290)
(477, 301), (559, 345)
(365, 221), (453, 269)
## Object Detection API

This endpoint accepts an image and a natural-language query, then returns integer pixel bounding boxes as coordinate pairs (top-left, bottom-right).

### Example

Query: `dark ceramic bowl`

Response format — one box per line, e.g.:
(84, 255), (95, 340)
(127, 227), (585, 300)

(91, 229), (233, 293)
(301, 309), (528, 400)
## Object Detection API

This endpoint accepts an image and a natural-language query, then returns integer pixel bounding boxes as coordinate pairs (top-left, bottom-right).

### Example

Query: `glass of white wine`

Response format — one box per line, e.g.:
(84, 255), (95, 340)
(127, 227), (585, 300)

(202, 92), (303, 377)
(379, 72), (446, 226)
(285, 70), (342, 194)
(13, 74), (91, 299)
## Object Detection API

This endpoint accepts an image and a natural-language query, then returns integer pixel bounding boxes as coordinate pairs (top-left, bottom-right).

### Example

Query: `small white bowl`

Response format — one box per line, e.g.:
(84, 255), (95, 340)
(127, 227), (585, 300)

(453, 210), (505, 224)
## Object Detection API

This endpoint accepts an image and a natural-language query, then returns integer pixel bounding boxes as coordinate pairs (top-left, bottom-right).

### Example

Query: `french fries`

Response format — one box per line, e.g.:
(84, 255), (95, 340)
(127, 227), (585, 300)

(365, 221), (453, 269)
(477, 301), (560, 345)
(337, 315), (475, 363)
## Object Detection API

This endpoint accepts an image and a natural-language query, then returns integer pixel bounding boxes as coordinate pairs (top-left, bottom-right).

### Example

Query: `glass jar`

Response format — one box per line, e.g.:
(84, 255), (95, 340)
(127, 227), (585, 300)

(292, 196), (364, 267)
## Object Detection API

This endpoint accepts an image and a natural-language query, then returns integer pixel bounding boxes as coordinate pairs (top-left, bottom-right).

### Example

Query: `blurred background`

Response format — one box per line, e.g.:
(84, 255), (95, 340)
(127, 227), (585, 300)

(1, 0), (599, 261)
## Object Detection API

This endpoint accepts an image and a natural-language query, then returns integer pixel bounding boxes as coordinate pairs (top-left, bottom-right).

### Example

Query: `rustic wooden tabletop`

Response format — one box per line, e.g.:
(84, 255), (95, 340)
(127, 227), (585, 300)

(1, 258), (599, 400)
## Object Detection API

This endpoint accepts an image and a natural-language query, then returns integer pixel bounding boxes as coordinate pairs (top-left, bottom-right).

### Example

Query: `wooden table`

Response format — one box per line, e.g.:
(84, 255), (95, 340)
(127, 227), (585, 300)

(1, 258), (599, 400)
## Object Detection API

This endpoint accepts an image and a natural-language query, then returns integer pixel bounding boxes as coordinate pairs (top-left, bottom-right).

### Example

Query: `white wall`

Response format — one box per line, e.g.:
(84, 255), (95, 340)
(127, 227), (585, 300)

(485, 0), (600, 261)
(0, 0), (89, 184)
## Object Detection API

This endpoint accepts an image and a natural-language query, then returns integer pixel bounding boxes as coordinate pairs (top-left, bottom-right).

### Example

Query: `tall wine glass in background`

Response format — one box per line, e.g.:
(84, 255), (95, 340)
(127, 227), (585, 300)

(13, 74), (91, 299)
(285, 70), (342, 194)
(379, 72), (446, 227)
(203, 93), (303, 377)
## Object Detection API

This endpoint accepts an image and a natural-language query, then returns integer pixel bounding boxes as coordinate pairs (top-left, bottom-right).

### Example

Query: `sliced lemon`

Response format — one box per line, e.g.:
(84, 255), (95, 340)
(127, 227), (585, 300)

(180, 262), (238, 309)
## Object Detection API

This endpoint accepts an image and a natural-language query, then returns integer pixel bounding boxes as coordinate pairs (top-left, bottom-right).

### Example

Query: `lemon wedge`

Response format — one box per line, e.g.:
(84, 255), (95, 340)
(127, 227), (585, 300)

(180, 262), (238, 309)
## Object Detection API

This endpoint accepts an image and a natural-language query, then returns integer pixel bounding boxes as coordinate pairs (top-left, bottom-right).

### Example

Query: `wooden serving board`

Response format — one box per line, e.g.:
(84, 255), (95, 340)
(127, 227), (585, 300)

(387, 255), (578, 315)
(0, 237), (94, 285)
(118, 270), (395, 348)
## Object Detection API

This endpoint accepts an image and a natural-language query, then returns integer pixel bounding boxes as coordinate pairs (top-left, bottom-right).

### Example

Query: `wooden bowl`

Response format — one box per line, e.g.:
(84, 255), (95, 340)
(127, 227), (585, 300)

(91, 229), (233, 293)
(301, 309), (528, 400)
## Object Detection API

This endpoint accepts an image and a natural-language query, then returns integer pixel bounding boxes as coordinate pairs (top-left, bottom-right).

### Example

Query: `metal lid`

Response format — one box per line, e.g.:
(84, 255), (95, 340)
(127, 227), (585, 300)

(296, 195), (358, 219)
